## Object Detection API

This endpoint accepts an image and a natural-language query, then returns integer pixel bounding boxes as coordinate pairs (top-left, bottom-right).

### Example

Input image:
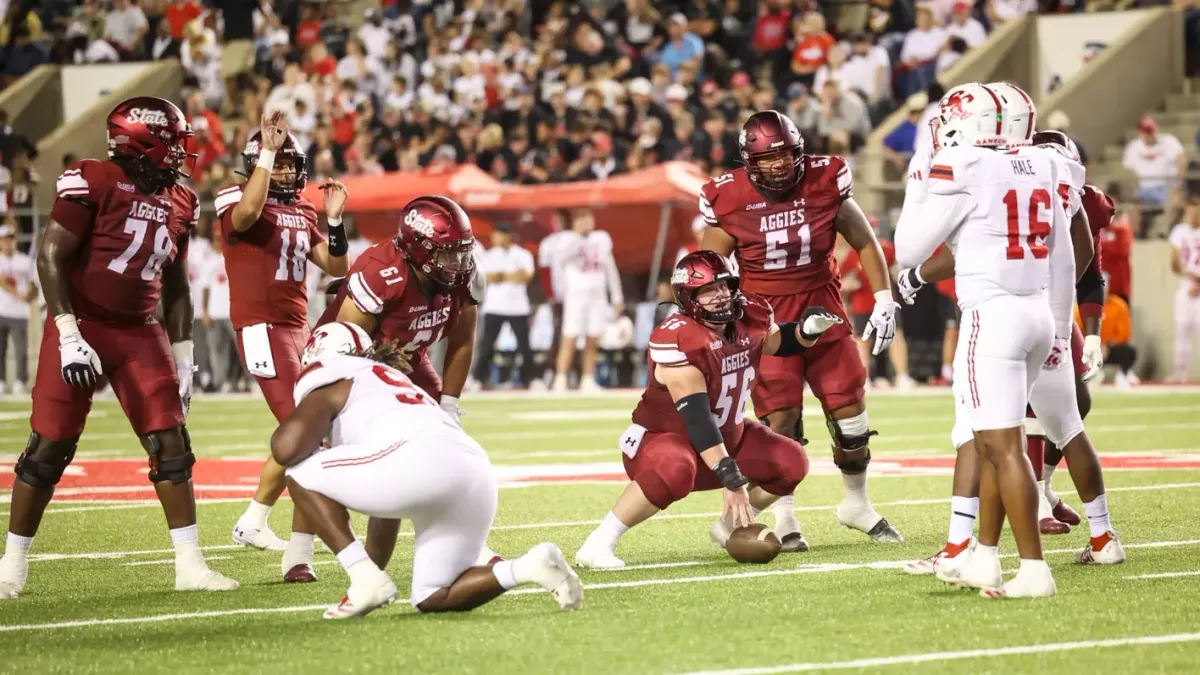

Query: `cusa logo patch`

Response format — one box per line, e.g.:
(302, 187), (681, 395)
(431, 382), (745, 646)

(127, 108), (169, 126)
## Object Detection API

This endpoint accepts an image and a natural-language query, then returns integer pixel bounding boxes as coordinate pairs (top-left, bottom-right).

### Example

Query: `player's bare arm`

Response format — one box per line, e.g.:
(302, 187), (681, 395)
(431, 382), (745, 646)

(656, 363), (753, 528)
(230, 112), (289, 232)
(310, 180), (350, 277)
(161, 234), (197, 415)
(335, 295), (381, 334)
(700, 224), (737, 257)
(270, 380), (350, 467)
(441, 304), (478, 399)
(1069, 208), (1095, 283)
(762, 307), (845, 356)
(37, 220), (104, 387)
(837, 198), (900, 355)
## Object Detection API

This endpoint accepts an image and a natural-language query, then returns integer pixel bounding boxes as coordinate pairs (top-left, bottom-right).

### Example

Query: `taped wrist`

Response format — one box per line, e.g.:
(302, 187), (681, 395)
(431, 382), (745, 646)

(712, 456), (748, 490)
(256, 149), (276, 172)
(676, 392), (723, 453)
(327, 220), (348, 257)
(774, 322), (808, 356)
(906, 267), (925, 287)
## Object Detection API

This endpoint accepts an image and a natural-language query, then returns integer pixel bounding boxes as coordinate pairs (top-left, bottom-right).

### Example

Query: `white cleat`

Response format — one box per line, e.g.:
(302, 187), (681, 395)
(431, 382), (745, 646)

(709, 518), (732, 549)
(232, 523), (288, 551)
(937, 548), (1001, 590)
(524, 543), (584, 610)
(175, 568), (240, 592)
(0, 581), (20, 599)
(981, 564), (1056, 599)
(579, 378), (601, 394)
(324, 574), (399, 619)
(0, 556), (28, 599)
(575, 535), (625, 569)
(904, 539), (973, 576)
(772, 507), (809, 552)
(836, 499), (903, 543)
(1076, 531), (1127, 565)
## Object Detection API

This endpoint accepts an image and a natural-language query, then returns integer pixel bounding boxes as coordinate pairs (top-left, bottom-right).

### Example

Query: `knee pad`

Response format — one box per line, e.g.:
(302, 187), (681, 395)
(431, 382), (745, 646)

(759, 413), (807, 445)
(144, 428), (196, 484)
(14, 432), (78, 488)
(827, 412), (876, 474)
(636, 460), (695, 510)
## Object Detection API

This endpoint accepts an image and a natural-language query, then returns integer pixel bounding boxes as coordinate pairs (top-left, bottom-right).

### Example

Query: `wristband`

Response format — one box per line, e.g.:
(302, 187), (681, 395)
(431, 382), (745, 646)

(711, 456), (748, 490)
(774, 322), (808, 356)
(327, 220), (348, 257)
(171, 340), (195, 367)
(905, 267), (925, 287)
(54, 313), (80, 338)
(327, 216), (343, 227)
(256, 149), (277, 172)
(874, 289), (894, 305)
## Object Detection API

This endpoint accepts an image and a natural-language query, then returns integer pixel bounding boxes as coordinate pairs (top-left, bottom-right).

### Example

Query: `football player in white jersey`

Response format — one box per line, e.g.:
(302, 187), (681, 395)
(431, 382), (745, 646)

(270, 322), (584, 619)
(898, 84), (1124, 575)
(552, 209), (624, 392)
(1169, 208), (1200, 381)
(894, 83), (1072, 598)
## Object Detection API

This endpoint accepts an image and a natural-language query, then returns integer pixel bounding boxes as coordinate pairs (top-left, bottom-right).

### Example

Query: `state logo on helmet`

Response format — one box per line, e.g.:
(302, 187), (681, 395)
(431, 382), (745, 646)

(106, 96), (195, 192)
(395, 195), (476, 288)
(671, 250), (744, 324)
(987, 82), (1037, 148)
(739, 110), (805, 197)
(931, 83), (1007, 151)
(301, 322), (373, 367)
(241, 131), (308, 203)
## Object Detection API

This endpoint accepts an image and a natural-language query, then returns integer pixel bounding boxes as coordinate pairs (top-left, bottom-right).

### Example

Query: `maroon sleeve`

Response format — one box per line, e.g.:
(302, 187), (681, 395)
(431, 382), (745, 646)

(50, 160), (103, 238)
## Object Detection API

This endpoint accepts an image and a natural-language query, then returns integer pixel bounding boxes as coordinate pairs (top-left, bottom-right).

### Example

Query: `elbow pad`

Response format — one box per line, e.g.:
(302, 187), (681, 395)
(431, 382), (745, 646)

(676, 392), (724, 453)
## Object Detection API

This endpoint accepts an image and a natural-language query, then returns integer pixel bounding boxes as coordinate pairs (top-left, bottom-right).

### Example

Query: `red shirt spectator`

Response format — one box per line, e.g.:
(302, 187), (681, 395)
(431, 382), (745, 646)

(296, 20), (323, 49)
(791, 14), (835, 75)
(165, 0), (203, 40)
(186, 117), (225, 175)
(839, 240), (897, 315)
(754, 5), (792, 53)
(1101, 213), (1135, 301)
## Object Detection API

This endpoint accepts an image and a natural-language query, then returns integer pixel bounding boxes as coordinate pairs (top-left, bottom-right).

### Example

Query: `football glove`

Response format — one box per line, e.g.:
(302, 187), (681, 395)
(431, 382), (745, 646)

(895, 267), (925, 306)
(56, 315), (102, 388)
(172, 341), (196, 419)
(861, 290), (900, 356)
(440, 395), (464, 427)
(800, 307), (843, 341)
(1080, 334), (1105, 383)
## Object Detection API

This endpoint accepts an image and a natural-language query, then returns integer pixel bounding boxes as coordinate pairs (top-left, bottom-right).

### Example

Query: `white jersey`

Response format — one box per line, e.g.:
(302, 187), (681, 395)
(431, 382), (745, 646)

(895, 145), (1074, 335)
(893, 143), (935, 236)
(294, 354), (467, 448)
(1169, 223), (1200, 290)
(558, 230), (623, 302)
(0, 250), (34, 320)
(1022, 145), (1085, 219)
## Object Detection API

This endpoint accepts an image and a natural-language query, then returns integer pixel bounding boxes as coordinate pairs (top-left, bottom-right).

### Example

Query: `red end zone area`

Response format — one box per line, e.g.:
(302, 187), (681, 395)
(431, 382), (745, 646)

(2, 454), (1199, 501)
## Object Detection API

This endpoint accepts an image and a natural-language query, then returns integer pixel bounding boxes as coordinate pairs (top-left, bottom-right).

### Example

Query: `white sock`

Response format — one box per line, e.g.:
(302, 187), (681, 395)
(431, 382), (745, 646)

(170, 525), (205, 568)
(336, 541), (381, 586)
(1018, 558), (1050, 573)
(1083, 494), (1111, 538)
(4, 532), (32, 560)
(1042, 463), (1057, 483)
(492, 560), (519, 590)
(947, 496), (978, 545)
(239, 500), (271, 530)
(773, 494), (794, 511)
(283, 533), (315, 567)
(589, 512), (629, 551)
(841, 471), (868, 505)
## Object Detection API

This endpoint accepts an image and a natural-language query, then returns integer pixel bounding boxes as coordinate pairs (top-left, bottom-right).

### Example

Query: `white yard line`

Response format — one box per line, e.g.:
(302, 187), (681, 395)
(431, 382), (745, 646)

(122, 556), (231, 567)
(4, 538), (1200, 633)
(674, 632), (1200, 675)
(1124, 570), (1200, 580)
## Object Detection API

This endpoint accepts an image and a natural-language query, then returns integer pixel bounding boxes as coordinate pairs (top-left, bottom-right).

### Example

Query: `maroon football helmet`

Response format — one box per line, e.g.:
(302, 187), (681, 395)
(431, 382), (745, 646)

(1032, 129), (1081, 163)
(242, 131), (308, 203)
(106, 96), (194, 191)
(740, 110), (804, 197)
(396, 195), (476, 287)
(671, 250), (744, 325)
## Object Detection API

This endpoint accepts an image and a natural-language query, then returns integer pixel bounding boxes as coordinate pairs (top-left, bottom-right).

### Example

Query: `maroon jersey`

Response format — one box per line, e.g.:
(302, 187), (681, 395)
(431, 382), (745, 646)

(633, 293), (774, 449)
(1081, 185), (1115, 282)
(700, 156), (852, 296)
(215, 183), (324, 330)
(50, 159), (198, 325)
(317, 241), (481, 354)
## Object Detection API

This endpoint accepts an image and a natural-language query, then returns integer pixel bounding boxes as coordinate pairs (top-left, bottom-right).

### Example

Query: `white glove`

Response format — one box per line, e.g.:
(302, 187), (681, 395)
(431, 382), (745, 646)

(56, 314), (102, 388)
(800, 307), (844, 340)
(440, 394), (463, 427)
(895, 267), (925, 306)
(861, 290), (900, 356)
(172, 341), (196, 418)
(1080, 334), (1105, 383)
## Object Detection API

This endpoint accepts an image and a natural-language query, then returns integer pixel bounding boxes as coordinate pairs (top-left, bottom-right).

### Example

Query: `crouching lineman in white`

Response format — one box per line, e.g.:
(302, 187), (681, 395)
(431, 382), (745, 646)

(894, 83), (1074, 598)
(270, 322), (584, 618)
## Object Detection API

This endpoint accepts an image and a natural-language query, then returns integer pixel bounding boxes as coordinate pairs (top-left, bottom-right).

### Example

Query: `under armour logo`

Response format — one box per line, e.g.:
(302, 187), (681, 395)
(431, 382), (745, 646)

(624, 438), (636, 447)
(255, 361), (268, 369)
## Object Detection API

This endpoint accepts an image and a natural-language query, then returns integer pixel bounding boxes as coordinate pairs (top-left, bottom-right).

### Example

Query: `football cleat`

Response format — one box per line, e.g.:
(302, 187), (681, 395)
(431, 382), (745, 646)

(903, 538), (972, 576)
(0, 581), (20, 599)
(937, 548), (1001, 590)
(323, 575), (398, 619)
(709, 518), (732, 549)
(980, 565), (1056, 599)
(574, 537), (625, 570)
(836, 500), (904, 542)
(232, 524), (288, 551)
(772, 507), (809, 552)
(522, 543), (584, 610)
(1052, 500), (1081, 526)
(284, 563), (318, 583)
(1076, 531), (1126, 565)
(1040, 517), (1071, 535)
(175, 568), (240, 592)
(0, 555), (28, 599)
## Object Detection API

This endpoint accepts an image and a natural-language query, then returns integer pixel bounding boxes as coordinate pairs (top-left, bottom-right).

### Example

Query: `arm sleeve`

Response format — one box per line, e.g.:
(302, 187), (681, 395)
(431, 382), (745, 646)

(213, 184), (243, 218)
(603, 240), (623, 305)
(894, 191), (970, 270)
(293, 358), (357, 407)
(50, 160), (101, 238)
(647, 322), (693, 367)
(345, 256), (397, 315)
(834, 157), (853, 200)
(698, 182), (719, 226)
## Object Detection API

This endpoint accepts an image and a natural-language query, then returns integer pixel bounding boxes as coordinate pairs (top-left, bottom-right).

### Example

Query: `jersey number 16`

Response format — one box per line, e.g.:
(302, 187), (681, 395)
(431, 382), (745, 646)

(1002, 188), (1051, 260)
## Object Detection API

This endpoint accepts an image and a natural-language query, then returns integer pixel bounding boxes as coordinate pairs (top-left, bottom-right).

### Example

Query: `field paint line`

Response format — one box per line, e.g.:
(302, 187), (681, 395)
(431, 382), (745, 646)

(1124, 570), (1200, 580)
(674, 632), (1200, 675)
(7, 539), (1200, 634)
(591, 561), (713, 572)
(122, 556), (231, 567)
(28, 544), (247, 562)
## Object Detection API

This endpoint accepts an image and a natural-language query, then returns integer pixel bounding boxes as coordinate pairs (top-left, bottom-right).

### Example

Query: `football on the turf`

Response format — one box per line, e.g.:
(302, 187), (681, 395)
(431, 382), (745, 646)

(725, 523), (781, 564)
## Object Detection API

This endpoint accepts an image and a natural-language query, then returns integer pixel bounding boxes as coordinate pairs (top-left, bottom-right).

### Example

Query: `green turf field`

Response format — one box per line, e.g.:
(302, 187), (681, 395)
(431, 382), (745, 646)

(1, 387), (1199, 674)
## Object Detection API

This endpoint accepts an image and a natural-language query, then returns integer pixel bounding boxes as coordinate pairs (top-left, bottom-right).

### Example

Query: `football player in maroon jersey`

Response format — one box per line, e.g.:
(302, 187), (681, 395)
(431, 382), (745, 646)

(575, 251), (842, 568)
(316, 194), (483, 569)
(0, 97), (238, 597)
(701, 111), (903, 550)
(219, 113), (350, 583)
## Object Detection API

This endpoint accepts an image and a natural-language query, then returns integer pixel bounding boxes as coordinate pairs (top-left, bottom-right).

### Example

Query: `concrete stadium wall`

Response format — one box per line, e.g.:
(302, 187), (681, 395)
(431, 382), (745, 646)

(1131, 240), (1200, 381)
(0, 65), (63, 145)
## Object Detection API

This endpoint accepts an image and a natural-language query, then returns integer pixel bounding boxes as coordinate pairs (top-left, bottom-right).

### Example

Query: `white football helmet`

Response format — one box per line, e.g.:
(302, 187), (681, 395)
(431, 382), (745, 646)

(987, 82), (1037, 147)
(301, 321), (373, 367)
(932, 83), (1007, 151)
